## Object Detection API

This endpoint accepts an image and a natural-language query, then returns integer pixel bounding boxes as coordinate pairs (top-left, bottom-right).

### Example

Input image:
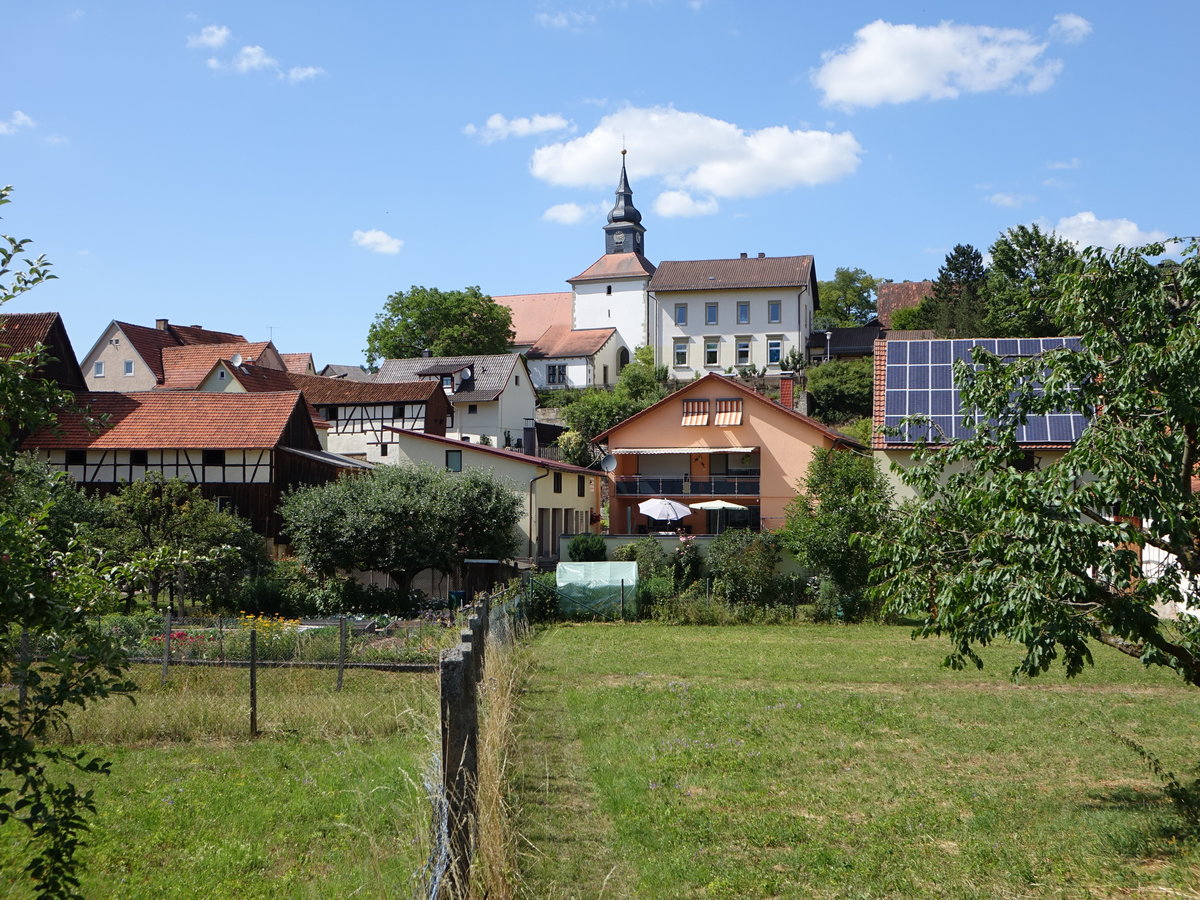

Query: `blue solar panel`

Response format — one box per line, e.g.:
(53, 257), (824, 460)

(880, 337), (1088, 446)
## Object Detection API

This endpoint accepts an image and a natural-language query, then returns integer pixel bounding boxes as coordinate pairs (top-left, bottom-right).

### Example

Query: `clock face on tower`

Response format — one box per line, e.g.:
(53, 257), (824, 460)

(634, 233), (642, 247)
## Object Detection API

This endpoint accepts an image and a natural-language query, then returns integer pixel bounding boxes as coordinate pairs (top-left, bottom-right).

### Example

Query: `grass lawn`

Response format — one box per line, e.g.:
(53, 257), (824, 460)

(0, 665), (439, 899)
(512, 623), (1200, 899)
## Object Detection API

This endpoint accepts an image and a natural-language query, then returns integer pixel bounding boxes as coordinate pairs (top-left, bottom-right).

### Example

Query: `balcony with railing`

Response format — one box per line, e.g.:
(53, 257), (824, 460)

(614, 475), (760, 496)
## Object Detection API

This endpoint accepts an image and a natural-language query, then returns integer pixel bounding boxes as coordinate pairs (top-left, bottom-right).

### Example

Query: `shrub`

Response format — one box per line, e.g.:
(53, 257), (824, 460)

(568, 533), (607, 562)
(706, 529), (781, 606)
(672, 534), (703, 589)
(525, 571), (561, 623)
(611, 537), (671, 579)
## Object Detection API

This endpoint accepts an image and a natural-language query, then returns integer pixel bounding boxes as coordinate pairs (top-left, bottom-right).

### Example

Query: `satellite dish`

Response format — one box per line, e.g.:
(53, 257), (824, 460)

(600, 454), (617, 472)
(461, 365), (474, 382)
(230, 353), (243, 367)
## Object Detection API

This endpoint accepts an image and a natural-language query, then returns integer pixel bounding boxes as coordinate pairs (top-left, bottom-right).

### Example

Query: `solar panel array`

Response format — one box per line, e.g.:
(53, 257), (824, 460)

(882, 337), (1088, 445)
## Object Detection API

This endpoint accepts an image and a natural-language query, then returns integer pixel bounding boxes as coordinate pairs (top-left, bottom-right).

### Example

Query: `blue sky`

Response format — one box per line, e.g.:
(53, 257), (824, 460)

(3, 1), (1195, 367)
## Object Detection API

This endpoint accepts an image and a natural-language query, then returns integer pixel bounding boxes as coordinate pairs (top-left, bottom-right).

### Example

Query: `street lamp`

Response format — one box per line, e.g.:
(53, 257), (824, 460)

(824, 330), (832, 363)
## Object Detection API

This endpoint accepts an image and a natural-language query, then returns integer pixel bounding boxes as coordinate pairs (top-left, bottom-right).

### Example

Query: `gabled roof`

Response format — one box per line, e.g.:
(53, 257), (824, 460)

(491, 291), (573, 347)
(160, 341), (277, 389)
(319, 363), (373, 381)
(568, 252), (657, 283)
(21, 391), (312, 450)
(0, 312), (59, 356)
(806, 325), (882, 355)
(594, 372), (864, 447)
(280, 352), (315, 375)
(876, 281), (934, 327)
(527, 326), (616, 360)
(382, 426), (603, 477)
(374, 353), (526, 403)
(224, 362), (296, 393)
(105, 320), (248, 383)
(287, 371), (442, 405)
(649, 255), (814, 293)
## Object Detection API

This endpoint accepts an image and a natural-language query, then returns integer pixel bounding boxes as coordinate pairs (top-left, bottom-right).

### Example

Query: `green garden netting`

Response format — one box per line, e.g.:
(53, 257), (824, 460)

(555, 561), (639, 619)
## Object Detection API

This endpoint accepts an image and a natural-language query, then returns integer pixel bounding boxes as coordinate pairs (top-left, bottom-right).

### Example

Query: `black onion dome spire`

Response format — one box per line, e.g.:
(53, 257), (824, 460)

(603, 150), (646, 255)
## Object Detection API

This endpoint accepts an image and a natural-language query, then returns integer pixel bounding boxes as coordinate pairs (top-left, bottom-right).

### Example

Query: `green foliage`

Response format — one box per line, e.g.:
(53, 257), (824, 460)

(806, 356), (874, 424)
(0, 186), (138, 898)
(887, 302), (935, 331)
(874, 239), (1200, 686)
(559, 346), (668, 444)
(86, 474), (267, 614)
(567, 533), (607, 562)
(554, 429), (598, 468)
(837, 416), (874, 444)
(281, 463), (520, 593)
(980, 224), (1078, 337)
(364, 285), (514, 367)
(928, 243), (988, 337)
(672, 535), (702, 589)
(610, 537), (671, 580)
(815, 266), (880, 329)
(706, 529), (781, 606)
(781, 447), (892, 620)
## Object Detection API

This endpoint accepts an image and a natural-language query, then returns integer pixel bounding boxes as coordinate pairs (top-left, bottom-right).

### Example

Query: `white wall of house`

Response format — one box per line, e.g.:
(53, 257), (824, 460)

(320, 404), (428, 459)
(82, 324), (157, 390)
(38, 447), (274, 484)
(448, 361), (537, 446)
(574, 278), (649, 352)
(878, 448), (1070, 502)
(526, 357), (591, 390)
(652, 287), (812, 379)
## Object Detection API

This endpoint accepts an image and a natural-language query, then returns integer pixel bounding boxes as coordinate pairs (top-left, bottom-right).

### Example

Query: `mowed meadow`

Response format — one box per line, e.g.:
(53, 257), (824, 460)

(512, 624), (1200, 899)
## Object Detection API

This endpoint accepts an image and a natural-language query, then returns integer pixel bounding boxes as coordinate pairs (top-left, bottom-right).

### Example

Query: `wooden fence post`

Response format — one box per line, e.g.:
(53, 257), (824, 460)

(440, 644), (477, 899)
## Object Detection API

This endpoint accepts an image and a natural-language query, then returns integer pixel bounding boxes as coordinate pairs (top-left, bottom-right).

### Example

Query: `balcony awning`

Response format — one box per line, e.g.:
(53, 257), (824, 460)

(610, 447), (759, 455)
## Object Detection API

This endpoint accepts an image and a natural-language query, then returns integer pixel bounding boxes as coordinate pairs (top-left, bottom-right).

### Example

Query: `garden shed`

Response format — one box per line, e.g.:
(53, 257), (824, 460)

(555, 562), (639, 618)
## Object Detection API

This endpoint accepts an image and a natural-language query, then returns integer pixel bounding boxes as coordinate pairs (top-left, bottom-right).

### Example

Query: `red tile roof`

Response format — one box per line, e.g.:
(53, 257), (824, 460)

(280, 352), (315, 375)
(160, 341), (276, 389)
(114, 321), (247, 383)
(594, 372), (864, 448)
(527, 326), (616, 360)
(21, 391), (309, 449)
(649, 255), (814, 292)
(165, 323), (246, 345)
(876, 281), (934, 327)
(568, 252), (657, 283)
(0, 312), (58, 357)
(491, 292), (573, 346)
(287, 371), (442, 405)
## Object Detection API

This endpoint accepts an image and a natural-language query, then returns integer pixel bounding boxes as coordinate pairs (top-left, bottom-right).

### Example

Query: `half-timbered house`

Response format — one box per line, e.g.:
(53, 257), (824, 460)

(0, 311), (87, 390)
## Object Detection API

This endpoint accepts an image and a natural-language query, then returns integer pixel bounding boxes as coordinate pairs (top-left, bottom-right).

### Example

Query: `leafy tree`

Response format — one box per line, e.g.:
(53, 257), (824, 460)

(706, 529), (781, 606)
(1, 186), (138, 898)
(364, 285), (514, 367)
(781, 448), (892, 621)
(980, 224), (1078, 337)
(815, 267), (880, 329)
(874, 239), (1200, 686)
(281, 464), (520, 595)
(927, 244), (988, 337)
(88, 474), (265, 614)
(554, 429), (599, 468)
(806, 356), (874, 424)
(887, 300), (936, 331)
(561, 346), (667, 444)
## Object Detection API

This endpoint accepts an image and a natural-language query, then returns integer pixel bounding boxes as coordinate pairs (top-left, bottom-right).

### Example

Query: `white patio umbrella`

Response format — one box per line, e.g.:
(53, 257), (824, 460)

(637, 497), (693, 523)
(688, 499), (748, 533)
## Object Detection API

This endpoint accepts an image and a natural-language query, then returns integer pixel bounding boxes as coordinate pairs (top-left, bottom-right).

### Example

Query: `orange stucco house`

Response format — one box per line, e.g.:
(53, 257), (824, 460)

(595, 373), (864, 535)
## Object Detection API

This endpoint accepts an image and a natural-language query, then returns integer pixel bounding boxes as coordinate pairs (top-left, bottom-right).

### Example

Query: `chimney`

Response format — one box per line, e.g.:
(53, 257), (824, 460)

(779, 372), (795, 410)
(758, 252), (766, 259)
(155, 318), (169, 331)
(739, 252), (748, 259)
(421, 348), (432, 358)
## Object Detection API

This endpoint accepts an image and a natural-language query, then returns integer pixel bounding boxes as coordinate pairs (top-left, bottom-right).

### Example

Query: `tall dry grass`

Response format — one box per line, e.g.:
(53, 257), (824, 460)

(471, 636), (533, 899)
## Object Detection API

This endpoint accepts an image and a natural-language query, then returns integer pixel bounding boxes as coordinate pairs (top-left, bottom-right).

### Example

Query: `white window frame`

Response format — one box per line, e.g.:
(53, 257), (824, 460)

(767, 338), (782, 365)
(674, 303), (688, 326)
(735, 338), (751, 366)
(673, 341), (688, 366)
(737, 301), (750, 325)
(704, 339), (719, 367)
(93, 361), (104, 378)
(123, 359), (135, 376)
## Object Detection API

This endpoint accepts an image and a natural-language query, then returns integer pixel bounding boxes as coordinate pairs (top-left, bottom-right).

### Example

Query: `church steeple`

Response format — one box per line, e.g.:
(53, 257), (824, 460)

(604, 150), (646, 255)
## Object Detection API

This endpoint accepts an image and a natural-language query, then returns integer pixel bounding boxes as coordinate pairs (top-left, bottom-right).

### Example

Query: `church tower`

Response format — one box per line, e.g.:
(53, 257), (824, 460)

(603, 150), (646, 256)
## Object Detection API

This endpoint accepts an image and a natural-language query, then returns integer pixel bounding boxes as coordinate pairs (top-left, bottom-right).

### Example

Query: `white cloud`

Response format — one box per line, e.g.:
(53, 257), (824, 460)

(654, 190), (719, 218)
(1047, 157), (1081, 169)
(542, 202), (607, 225)
(531, 106), (861, 208)
(1050, 13), (1092, 44)
(0, 110), (35, 135)
(287, 66), (324, 83)
(464, 112), (572, 143)
(813, 19), (1066, 108)
(535, 10), (596, 29)
(353, 229), (404, 255)
(1042, 177), (1067, 188)
(1050, 212), (1169, 249)
(987, 192), (1036, 208)
(233, 45), (276, 73)
(187, 25), (231, 49)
